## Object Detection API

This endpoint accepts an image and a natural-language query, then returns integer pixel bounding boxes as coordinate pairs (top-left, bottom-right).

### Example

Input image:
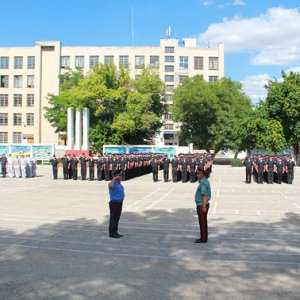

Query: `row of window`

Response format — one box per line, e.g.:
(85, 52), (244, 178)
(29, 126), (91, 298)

(164, 75), (218, 83)
(0, 113), (34, 126)
(0, 94), (34, 107)
(60, 55), (219, 71)
(0, 131), (24, 144)
(0, 75), (35, 88)
(0, 56), (35, 69)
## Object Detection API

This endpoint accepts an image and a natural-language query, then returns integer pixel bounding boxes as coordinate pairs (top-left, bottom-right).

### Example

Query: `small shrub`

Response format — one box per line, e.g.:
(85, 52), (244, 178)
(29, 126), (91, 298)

(230, 159), (243, 167)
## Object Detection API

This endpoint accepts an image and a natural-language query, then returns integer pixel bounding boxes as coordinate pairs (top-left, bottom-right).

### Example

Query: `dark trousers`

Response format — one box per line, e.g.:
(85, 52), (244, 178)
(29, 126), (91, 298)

(2, 166), (6, 177)
(246, 169), (252, 183)
(257, 171), (264, 183)
(153, 170), (158, 182)
(287, 172), (293, 184)
(197, 204), (210, 242)
(109, 201), (123, 235)
(63, 166), (68, 180)
(172, 169), (177, 182)
(163, 169), (169, 182)
(267, 171), (274, 184)
(81, 167), (86, 180)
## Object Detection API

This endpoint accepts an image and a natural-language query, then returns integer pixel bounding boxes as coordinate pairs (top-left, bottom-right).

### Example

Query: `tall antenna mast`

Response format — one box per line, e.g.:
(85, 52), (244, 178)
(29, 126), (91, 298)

(130, 6), (135, 45)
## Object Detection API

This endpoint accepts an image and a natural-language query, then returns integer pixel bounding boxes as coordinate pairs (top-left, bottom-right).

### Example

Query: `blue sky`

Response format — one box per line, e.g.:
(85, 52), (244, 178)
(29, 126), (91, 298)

(1, 0), (300, 102)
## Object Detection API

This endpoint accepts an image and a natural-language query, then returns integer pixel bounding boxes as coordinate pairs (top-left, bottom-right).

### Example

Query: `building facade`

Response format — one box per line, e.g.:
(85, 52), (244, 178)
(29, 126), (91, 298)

(0, 38), (224, 146)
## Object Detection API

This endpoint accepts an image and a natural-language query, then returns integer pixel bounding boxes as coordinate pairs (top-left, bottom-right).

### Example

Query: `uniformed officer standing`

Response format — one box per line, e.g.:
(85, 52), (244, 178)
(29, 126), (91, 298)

(189, 158), (196, 183)
(79, 156), (87, 180)
(275, 157), (284, 184)
(50, 155), (58, 180)
(162, 156), (170, 182)
(68, 156), (73, 179)
(96, 156), (103, 181)
(62, 155), (69, 180)
(120, 157), (127, 181)
(151, 158), (159, 182)
(243, 156), (253, 184)
(286, 156), (295, 184)
(171, 156), (178, 182)
(89, 157), (95, 181)
(0, 154), (7, 178)
(181, 158), (188, 183)
(267, 156), (275, 184)
(256, 156), (265, 184)
(72, 155), (79, 180)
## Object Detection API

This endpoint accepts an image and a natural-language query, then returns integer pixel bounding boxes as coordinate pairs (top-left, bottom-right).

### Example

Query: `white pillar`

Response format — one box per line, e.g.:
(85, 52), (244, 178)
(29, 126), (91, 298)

(75, 109), (82, 150)
(82, 108), (90, 150)
(67, 108), (75, 149)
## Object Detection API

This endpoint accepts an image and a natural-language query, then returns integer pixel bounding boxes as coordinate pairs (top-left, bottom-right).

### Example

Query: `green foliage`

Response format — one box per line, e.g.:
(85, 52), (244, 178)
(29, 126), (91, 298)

(44, 65), (164, 152)
(265, 72), (300, 161)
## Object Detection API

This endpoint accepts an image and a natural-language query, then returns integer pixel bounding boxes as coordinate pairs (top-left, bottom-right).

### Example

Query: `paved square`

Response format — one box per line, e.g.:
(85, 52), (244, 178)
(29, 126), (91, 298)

(0, 165), (299, 300)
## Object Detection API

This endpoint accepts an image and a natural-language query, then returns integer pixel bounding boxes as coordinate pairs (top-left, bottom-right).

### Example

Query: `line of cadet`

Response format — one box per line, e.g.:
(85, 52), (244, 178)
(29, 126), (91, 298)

(0, 153), (37, 178)
(50, 153), (166, 181)
(151, 153), (213, 183)
(243, 155), (296, 184)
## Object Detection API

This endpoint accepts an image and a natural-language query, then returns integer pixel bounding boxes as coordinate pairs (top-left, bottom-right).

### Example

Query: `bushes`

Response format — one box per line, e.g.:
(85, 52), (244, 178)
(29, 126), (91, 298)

(230, 159), (243, 167)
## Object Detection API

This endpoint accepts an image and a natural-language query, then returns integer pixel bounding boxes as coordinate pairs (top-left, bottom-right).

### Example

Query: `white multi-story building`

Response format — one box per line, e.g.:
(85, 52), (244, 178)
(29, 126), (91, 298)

(0, 38), (224, 147)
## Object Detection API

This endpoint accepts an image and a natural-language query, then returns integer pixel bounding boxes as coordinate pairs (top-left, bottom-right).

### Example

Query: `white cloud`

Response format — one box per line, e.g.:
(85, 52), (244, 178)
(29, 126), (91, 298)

(286, 66), (300, 73)
(232, 0), (245, 5)
(199, 7), (300, 65)
(241, 74), (271, 104)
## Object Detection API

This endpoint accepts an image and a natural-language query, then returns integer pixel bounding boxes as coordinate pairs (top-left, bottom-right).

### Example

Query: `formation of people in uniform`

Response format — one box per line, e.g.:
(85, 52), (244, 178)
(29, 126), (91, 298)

(0, 153), (37, 178)
(243, 154), (295, 184)
(152, 153), (213, 183)
(50, 153), (165, 181)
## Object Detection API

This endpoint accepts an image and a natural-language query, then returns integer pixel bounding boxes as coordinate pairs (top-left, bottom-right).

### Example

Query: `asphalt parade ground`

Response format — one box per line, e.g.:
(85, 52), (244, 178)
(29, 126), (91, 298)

(0, 165), (299, 300)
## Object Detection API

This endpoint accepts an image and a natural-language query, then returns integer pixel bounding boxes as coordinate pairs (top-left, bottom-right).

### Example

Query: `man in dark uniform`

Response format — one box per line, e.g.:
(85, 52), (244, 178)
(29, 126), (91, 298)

(171, 156), (178, 182)
(72, 155), (79, 180)
(256, 156), (265, 184)
(111, 157), (118, 178)
(96, 156), (103, 181)
(189, 158), (196, 183)
(120, 156), (127, 181)
(151, 157), (159, 182)
(62, 155), (69, 180)
(50, 155), (58, 180)
(89, 157), (95, 181)
(104, 157), (110, 181)
(286, 156), (295, 184)
(275, 157), (284, 184)
(1, 154), (7, 178)
(181, 158), (188, 183)
(68, 155), (73, 179)
(162, 156), (170, 182)
(243, 156), (253, 183)
(79, 156), (87, 180)
(267, 156), (275, 184)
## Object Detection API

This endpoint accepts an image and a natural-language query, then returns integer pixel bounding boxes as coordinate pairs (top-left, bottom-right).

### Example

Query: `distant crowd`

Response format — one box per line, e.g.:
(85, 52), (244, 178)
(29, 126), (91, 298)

(0, 154), (37, 178)
(243, 154), (295, 184)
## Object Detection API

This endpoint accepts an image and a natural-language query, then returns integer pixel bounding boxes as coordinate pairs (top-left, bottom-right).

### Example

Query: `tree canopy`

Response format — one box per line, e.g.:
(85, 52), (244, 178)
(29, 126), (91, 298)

(45, 65), (165, 152)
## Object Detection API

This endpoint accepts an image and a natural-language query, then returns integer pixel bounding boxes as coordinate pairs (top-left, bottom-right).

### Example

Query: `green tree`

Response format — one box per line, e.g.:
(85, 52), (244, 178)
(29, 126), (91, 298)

(265, 72), (300, 163)
(45, 65), (164, 152)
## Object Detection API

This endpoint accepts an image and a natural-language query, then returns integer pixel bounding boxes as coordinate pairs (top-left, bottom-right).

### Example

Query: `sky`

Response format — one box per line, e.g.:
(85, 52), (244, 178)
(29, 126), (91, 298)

(1, 0), (300, 103)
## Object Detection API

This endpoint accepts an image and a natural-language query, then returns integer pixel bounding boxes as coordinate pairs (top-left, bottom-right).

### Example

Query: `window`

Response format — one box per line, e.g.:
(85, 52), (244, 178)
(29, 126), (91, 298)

(165, 56), (174, 63)
(14, 94), (22, 107)
(194, 56), (204, 70)
(0, 113), (8, 126)
(14, 56), (23, 69)
(0, 132), (8, 143)
(0, 75), (9, 88)
(89, 56), (99, 68)
(179, 56), (188, 70)
(27, 75), (34, 88)
(165, 65), (174, 72)
(135, 56), (145, 69)
(164, 124), (174, 130)
(14, 75), (23, 88)
(13, 113), (22, 126)
(61, 56), (70, 68)
(165, 46), (175, 53)
(209, 76), (218, 83)
(119, 55), (129, 68)
(27, 94), (34, 107)
(165, 75), (174, 82)
(75, 56), (84, 68)
(0, 94), (8, 106)
(149, 56), (159, 67)
(164, 113), (172, 120)
(179, 75), (188, 84)
(209, 57), (219, 70)
(166, 85), (174, 92)
(165, 94), (173, 102)
(104, 56), (114, 65)
(13, 132), (22, 144)
(0, 57), (9, 69)
(27, 56), (35, 69)
(26, 113), (34, 126)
